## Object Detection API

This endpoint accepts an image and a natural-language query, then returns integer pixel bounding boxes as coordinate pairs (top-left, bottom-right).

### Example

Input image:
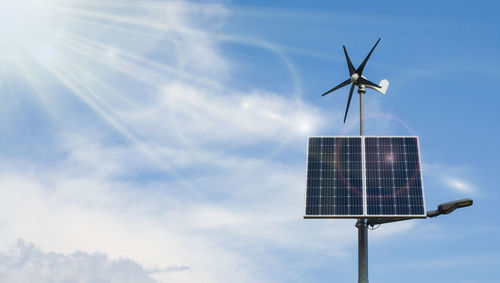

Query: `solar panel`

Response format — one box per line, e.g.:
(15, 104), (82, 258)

(305, 137), (363, 216)
(304, 136), (426, 218)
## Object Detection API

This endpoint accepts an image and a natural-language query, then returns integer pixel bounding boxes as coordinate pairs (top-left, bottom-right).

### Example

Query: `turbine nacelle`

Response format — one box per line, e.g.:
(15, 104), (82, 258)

(321, 38), (389, 122)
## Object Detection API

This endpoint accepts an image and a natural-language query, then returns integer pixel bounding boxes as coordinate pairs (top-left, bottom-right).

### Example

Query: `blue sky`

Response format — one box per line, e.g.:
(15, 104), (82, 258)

(0, 0), (498, 282)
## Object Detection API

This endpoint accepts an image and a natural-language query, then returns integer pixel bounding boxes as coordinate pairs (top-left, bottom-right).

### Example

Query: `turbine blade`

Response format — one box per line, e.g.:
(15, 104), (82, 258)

(343, 84), (355, 123)
(343, 45), (355, 76)
(357, 77), (381, 88)
(355, 38), (381, 75)
(321, 79), (351, 96)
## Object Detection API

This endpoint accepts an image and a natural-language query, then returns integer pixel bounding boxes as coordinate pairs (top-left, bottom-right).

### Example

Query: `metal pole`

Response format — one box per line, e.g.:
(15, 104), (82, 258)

(359, 87), (365, 136)
(357, 220), (368, 283)
(357, 86), (368, 283)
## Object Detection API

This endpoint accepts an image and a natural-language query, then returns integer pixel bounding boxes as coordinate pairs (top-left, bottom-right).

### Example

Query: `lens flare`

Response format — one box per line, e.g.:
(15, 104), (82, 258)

(385, 153), (395, 163)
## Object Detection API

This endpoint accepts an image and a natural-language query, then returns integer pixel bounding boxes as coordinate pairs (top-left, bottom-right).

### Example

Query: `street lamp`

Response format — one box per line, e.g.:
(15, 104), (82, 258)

(427, 198), (473, 217)
(367, 198), (473, 226)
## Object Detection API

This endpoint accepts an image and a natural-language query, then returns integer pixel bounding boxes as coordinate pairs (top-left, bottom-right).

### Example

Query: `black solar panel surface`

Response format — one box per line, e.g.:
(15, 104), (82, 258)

(365, 137), (424, 216)
(306, 137), (363, 216)
(305, 136), (425, 218)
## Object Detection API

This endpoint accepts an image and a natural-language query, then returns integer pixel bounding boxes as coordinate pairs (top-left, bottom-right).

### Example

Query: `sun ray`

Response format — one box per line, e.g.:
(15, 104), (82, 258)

(61, 30), (223, 89)
(50, 4), (195, 35)
(2, 0), (302, 167)
(12, 18), (210, 197)
(27, 46), (199, 191)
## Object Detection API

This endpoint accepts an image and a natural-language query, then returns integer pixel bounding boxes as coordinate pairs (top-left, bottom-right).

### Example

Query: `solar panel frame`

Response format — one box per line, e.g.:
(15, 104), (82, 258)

(304, 136), (426, 219)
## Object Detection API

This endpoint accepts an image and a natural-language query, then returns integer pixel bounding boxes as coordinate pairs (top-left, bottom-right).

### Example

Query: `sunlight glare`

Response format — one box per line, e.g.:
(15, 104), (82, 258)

(298, 120), (311, 134)
(0, 0), (67, 60)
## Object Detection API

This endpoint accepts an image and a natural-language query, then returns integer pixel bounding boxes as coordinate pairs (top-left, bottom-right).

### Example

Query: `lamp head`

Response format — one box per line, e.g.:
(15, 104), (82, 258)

(437, 198), (473, 215)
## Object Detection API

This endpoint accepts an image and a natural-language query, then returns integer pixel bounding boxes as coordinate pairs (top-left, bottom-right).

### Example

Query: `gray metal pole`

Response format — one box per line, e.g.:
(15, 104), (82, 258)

(359, 87), (365, 136)
(357, 220), (368, 283)
(357, 86), (368, 283)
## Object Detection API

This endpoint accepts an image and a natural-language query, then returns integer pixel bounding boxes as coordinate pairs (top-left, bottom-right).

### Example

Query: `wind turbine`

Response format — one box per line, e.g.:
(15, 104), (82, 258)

(321, 38), (389, 123)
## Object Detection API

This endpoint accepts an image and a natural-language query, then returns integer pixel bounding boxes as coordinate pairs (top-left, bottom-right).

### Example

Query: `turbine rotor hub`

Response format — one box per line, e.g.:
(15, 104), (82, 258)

(350, 73), (359, 83)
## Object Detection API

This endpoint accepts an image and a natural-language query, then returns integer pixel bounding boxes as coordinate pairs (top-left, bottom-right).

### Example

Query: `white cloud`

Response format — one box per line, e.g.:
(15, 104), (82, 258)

(0, 136), (359, 283)
(128, 83), (325, 148)
(0, 240), (158, 283)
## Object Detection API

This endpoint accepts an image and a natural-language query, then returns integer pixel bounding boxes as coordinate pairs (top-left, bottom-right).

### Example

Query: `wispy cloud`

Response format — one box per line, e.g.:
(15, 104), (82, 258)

(423, 163), (478, 196)
(127, 83), (325, 148)
(443, 177), (475, 194)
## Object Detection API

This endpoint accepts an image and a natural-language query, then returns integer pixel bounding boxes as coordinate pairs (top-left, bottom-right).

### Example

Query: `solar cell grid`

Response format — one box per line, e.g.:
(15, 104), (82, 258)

(365, 137), (424, 216)
(305, 136), (426, 218)
(305, 137), (363, 216)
